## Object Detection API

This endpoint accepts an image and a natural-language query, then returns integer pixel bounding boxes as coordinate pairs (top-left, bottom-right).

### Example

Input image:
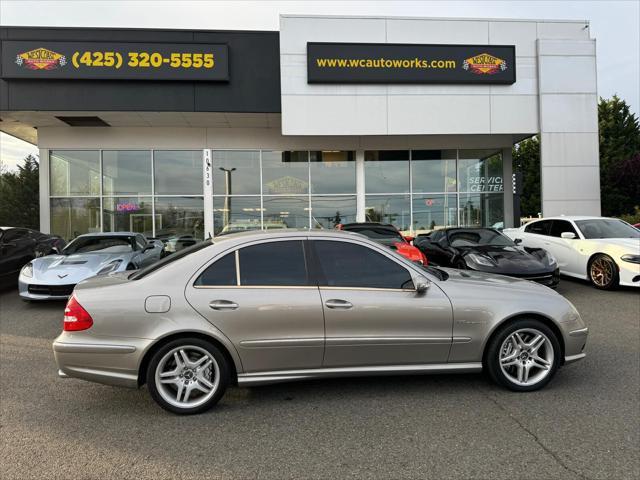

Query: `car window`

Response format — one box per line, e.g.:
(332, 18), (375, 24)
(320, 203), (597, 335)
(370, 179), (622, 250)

(549, 220), (578, 238)
(239, 241), (309, 286)
(135, 234), (146, 249)
(313, 240), (414, 290)
(194, 252), (237, 286)
(525, 220), (552, 236)
(132, 240), (212, 280)
(575, 219), (640, 239)
(63, 236), (134, 254)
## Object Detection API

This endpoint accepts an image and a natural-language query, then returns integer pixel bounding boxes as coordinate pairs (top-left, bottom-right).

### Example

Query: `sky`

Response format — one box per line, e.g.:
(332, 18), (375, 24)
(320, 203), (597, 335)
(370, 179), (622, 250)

(1, 0), (638, 171)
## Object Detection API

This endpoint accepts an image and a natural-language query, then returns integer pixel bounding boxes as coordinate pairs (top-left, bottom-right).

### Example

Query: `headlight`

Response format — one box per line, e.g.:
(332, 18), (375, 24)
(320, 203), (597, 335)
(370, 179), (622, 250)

(97, 260), (122, 275)
(546, 252), (558, 266)
(621, 254), (640, 264)
(20, 263), (33, 278)
(466, 253), (495, 267)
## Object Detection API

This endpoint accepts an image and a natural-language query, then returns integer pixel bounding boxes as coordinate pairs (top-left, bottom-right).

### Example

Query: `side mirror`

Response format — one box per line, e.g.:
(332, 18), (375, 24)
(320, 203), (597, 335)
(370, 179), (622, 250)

(514, 238), (523, 245)
(414, 276), (431, 294)
(403, 235), (414, 243)
(561, 232), (576, 239)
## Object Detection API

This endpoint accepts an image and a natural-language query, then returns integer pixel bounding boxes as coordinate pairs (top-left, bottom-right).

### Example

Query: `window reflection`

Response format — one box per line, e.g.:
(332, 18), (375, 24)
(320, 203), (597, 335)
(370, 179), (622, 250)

(155, 151), (202, 195)
(364, 150), (409, 193)
(50, 151), (100, 196)
(262, 151), (309, 195)
(458, 149), (503, 193)
(212, 151), (260, 195)
(459, 193), (504, 228)
(103, 151), (152, 195)
(50, 198), (100, 242)
(102, 196), (154, 236)
(263, 196), (309, 229)
(412, 195), (457, 233)
(365, 195), (411, 232)
(213, 196), (262, 235)
(411, 150), (457, 193)
(155, 197), (205, 253)
(311, 196), (357, 229)
(310, 151), (355, 194)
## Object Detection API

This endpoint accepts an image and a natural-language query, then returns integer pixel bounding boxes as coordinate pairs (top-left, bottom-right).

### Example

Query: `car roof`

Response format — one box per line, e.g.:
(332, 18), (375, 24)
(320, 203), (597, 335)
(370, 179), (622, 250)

(530, 216), (612, 221)
(212, 228), (364, 243)
(341, 222), (399, 230)
(74, 232), (138, 238)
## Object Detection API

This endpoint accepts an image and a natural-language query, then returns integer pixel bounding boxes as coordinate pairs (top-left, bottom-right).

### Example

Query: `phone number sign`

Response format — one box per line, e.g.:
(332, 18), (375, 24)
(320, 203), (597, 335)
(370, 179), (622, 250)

(1, 41), (229, 81)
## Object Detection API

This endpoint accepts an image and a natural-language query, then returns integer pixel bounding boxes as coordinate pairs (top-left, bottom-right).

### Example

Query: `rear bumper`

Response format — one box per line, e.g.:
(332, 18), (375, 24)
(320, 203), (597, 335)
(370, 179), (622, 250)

(563, 327), (588, 364)
(53, 334), (151, 388)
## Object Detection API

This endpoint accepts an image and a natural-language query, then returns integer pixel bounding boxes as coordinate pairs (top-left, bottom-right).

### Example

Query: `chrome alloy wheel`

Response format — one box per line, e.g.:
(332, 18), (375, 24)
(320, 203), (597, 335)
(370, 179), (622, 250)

(498, 328), (554, 386)
(154, 345), (220, 409)
(590, 256), (614, 288)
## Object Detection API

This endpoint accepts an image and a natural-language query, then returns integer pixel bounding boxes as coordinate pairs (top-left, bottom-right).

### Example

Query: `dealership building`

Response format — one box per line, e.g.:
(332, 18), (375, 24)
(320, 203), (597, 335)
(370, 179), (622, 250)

(0, 15), (600, 241)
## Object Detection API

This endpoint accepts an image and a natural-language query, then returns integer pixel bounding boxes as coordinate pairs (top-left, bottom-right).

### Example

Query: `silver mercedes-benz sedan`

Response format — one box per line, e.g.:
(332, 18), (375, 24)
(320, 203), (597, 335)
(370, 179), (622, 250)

(53, 229), (588, 415)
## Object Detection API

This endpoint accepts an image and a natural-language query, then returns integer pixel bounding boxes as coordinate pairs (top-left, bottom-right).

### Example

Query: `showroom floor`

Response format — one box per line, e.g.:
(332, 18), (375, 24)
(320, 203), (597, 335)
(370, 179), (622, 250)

(0, 278), (638, 479)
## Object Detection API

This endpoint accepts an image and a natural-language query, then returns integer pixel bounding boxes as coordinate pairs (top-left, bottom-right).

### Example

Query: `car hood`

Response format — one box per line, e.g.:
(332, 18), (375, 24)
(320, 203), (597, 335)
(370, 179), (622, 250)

(31, 252), (133, 284)
(441, 267), (557, 294)
(459, 245), (551, 274)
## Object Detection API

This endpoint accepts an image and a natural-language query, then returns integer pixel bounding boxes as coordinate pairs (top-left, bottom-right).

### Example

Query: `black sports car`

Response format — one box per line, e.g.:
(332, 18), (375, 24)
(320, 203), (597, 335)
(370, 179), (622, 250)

(415, 227), (560, 288)
(0, 227), (66, 288)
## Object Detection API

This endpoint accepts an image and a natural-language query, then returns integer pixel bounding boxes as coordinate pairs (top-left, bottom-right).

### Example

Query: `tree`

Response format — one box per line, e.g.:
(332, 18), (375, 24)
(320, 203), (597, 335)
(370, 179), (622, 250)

(598, 96), (640, 216)
(0, 155), (40, 229)
(513, 135), (541, 217)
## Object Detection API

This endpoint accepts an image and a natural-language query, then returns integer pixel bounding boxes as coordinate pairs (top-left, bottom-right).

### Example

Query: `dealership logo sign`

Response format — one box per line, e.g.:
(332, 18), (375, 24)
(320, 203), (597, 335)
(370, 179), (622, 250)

(15, 47), (67, 70)
(462, 53), (507, 75)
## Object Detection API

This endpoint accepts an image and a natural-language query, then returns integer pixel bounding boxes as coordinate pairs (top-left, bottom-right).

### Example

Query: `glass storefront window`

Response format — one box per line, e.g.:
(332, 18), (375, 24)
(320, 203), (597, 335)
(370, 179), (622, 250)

(50, 198), (101, 242)
(411, 150), (457, 193)
(412, 195), (458, 233)
(50, 150), (100, 196)
(154, 197), (205, 246)
(262, 196), (310, 229)
(154, 151), (202, 195)
(262, 151), (309, 195)
(310, 151), (356, 194)
(364, 195), (411, 232)
(212, 150), (260, 195)
(311, 196), (357, 229)
(213, 196), (262, 235)
(458, 149), (503, 193)
(459, 193), (504, 228)
(364, 150), (410, 194)
(102, 196), (154, 236)
(103, 150), (152, 195)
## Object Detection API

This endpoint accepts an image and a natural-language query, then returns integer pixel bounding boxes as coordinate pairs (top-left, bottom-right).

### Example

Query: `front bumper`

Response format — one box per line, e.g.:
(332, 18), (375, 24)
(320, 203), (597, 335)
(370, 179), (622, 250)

(618, 261), (640, 287)
(18, 278), (74, 300)
(53, 333), (152, 388)
(563, 326), (588, 365)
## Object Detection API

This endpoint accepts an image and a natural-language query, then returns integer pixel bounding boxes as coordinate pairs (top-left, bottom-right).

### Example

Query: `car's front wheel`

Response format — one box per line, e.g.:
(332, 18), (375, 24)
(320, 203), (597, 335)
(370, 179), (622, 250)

(485, 319), (560, 391)
(147, 338), (230, 414)
(588, 253), (619, 290)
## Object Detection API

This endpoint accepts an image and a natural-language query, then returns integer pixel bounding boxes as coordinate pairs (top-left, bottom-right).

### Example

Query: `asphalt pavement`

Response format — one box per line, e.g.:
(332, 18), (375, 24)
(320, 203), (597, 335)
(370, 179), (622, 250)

(1, 278), (638, 479)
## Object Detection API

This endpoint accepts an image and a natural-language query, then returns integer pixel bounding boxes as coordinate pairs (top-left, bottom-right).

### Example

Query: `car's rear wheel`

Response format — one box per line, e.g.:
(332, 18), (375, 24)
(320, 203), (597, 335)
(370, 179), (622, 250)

(485, 319), (560, 391)
(588, 254), (619, 290)
(147, 338), (230, 415)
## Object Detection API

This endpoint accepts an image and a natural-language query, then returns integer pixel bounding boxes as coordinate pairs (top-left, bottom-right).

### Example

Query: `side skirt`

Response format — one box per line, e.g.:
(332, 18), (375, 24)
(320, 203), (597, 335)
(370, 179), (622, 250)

(237, 363), (482, 386)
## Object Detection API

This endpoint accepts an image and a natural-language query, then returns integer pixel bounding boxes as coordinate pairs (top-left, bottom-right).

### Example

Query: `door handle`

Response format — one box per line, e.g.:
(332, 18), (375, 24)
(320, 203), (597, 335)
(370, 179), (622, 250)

(325, 299), (353, 309)
(209, 300), (239, 311)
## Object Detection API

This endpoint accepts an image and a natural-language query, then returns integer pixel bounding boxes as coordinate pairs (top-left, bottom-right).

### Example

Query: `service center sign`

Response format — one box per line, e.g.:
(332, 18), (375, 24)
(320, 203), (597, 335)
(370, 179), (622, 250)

(1, 41), (229, 81)
(307, 43), (516, 84)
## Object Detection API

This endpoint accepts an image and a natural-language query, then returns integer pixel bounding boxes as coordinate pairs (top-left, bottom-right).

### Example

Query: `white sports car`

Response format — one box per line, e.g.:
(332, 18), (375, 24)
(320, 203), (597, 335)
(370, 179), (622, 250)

(18, 232), (164, 300)
(504, 216), (640, 289)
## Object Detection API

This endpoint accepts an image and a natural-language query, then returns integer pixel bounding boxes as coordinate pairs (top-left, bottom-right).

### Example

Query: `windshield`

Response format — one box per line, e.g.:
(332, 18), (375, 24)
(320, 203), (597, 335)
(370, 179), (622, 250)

(130, 239), (212, 280)
(447, 229), (515, 247)
(346, 227), (405, 246)
(63, 236), (134, 254)
(575, 219), (640, 239)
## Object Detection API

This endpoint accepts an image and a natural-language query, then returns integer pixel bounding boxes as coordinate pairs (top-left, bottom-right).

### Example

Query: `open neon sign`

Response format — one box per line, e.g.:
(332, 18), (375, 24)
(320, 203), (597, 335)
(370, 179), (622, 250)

(116, 202), (140, 212)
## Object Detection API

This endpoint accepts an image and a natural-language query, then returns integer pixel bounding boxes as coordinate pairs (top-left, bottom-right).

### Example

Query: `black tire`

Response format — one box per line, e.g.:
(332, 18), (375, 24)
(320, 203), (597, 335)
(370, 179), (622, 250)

(588, 253), (619, 290)
(484, 318), (561, 392)
(146, 337), (230, 415)
(455, 258), (467, 269)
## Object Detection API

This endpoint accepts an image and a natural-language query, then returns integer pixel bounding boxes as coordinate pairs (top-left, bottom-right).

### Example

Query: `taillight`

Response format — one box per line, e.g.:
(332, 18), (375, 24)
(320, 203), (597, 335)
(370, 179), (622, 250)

(63, 294), (93, 331)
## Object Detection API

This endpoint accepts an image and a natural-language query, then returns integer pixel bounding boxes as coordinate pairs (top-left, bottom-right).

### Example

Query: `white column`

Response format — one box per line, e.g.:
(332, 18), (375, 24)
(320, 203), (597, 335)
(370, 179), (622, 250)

(39, 148), (50, 233)
(355, 150), (366, 222)
(202, 149), (214, 238)
(502, 147), (514, 228)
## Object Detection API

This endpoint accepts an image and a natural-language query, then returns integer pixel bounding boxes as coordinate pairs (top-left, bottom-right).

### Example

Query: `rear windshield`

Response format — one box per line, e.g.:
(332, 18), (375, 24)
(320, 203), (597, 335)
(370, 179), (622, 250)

(130, 240), (212, 280)
(345, 227), (404, 246)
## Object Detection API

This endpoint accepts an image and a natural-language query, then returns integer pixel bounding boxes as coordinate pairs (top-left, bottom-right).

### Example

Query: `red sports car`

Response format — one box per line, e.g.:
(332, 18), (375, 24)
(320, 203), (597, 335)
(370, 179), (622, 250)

(337, 222), (428, 265)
